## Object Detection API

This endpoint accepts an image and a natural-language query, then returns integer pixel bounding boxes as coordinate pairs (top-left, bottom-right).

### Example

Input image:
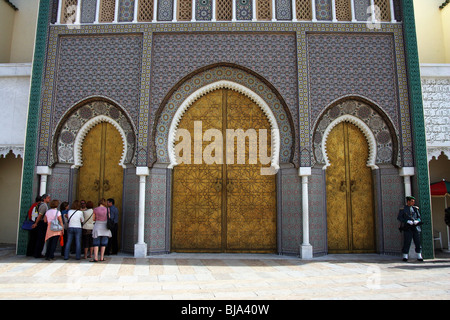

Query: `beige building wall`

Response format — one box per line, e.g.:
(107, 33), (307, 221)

(442, 5), (450, 63)
(9, 0), (39, 63)
(0, 1), (15, 63)
(0, 152), (22, 243)
(414, 0), (450, 64)
(0, 0), (38, 244)
(0, 0), (39, 63)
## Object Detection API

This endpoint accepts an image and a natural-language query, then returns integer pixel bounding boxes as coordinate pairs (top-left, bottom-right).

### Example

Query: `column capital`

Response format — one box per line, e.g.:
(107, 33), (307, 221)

(399, 167), (415, 177)
(136, 166), (150, 176)
(36, 166), (52, 175)
(298, 167), (312, 177)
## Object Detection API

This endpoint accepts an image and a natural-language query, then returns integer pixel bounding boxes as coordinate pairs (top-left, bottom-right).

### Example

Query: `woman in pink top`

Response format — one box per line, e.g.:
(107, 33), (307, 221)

(43, 199), (64, 260)
(91, 198), (111, 262)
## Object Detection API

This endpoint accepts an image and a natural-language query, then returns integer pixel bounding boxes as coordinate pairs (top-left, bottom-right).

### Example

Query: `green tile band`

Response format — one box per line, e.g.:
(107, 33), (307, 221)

(401, 0), (433, 259)
(16, 0), (51, 254)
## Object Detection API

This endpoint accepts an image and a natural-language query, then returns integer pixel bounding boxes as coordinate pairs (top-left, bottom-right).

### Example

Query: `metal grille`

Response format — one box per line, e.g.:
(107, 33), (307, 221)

(216, 0), (232, 20)
(178, 0), (193, 20)
(296, 0), (312, 20)
(335, 0), (351, 21)
(61, 0), (78, 24)
(138, 0), (154, 21)
(256, 0), (272, 20)
(100, 0), (116, 22)
(374, 0), (390, 21)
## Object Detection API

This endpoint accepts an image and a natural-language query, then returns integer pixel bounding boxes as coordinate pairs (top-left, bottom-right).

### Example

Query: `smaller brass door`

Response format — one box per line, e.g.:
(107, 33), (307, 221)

(77, 122), (124, 244)
(326, 122), (376, 253)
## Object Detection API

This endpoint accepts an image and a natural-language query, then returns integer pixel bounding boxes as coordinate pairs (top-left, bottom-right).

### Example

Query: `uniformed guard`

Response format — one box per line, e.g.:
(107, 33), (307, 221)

(397, 196), (423, 262)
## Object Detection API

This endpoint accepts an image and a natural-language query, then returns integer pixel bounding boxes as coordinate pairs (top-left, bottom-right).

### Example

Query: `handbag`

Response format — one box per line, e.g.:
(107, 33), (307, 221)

(50, 211), (63, 232)
(21, 219), (34, 231)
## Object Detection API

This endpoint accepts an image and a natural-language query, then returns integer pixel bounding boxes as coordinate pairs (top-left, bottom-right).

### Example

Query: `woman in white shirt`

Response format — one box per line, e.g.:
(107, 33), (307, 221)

(64, 200), (84, 260)
(82, 201), (95, 259)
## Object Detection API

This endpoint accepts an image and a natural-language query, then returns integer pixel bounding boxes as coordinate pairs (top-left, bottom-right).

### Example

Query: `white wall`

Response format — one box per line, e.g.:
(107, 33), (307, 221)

(0, 63), (31, 156)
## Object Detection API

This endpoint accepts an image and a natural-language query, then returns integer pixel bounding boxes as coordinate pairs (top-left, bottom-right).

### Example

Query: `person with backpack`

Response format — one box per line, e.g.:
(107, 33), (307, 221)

(64, 200), (84, 260)
(82, 200), (95, 259)
(43, 199), (64, 260)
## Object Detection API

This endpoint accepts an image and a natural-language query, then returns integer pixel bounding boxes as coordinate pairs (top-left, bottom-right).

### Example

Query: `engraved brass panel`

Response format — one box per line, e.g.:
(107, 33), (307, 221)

(172, 90), (223, 252)
(326, 122), (375, 253)
(172, 89), (276, 252)
(225, 90), (276, 252)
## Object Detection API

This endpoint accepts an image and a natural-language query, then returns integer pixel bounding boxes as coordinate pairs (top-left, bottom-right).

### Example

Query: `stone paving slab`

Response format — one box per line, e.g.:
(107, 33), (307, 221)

(0, 246), (449, 301)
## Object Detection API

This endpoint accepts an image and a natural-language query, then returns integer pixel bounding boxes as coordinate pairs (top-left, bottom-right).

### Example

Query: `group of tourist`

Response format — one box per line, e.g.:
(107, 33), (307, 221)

(25, 194), (119, 262)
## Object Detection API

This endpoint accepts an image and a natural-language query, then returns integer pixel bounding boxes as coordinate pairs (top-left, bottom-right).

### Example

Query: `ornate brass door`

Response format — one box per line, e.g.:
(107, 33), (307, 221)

(78, 122), (123, 240)
(172, 89), (276, 253)
(326, 122), (375, 253)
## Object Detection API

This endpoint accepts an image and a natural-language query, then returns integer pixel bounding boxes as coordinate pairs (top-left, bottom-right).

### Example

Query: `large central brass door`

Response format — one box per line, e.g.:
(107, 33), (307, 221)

(326, 122), (376, 253)
(172, 89), (276, 253)
(77, 122), (123, 240)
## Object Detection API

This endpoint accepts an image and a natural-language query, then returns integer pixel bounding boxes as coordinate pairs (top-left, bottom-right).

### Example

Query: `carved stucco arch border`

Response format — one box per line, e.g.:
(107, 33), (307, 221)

(322, 115), (378, 170)
(72, 115), (127, 169)
(167, 80), (280, 170)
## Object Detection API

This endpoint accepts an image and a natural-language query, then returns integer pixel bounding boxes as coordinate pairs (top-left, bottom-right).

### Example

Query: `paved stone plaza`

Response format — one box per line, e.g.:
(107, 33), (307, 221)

(0, 245), (449, 300)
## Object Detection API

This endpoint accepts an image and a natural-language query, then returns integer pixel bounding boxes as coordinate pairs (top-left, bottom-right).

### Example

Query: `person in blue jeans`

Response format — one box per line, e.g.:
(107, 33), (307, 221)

(64, 200), (84, 260)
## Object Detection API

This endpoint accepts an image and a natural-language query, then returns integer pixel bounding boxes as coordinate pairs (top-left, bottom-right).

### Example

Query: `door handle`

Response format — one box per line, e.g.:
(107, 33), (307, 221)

(214, 178), (222, 192)
(339, 181), (346, 192)
(227, 179), (233, 193)
(93, 179), (100, 191)
(103, 179), (110, 191)
(350, 180), (357, 192)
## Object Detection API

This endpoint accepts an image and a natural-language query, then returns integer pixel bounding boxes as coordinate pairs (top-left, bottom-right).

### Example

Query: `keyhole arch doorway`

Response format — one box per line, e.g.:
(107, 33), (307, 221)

(170, 87), (278, 253)
(75, 118), (125, 250)
(323, 116), (377, 253)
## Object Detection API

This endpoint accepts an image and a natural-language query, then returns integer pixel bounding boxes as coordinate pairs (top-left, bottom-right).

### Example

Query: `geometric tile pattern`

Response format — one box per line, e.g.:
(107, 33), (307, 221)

(38, 33), (143, 166)
(276, 0), (292, 20)
(53, 100), (136, 166)
(354, 0), (370, 21)
(119, 0), (136, 22)
(306, 32), (412, 167)
(36, 22), (411, 171)
(312, 99), (400, 167)
(158, 0), (174, 20)
(236, 0), (253, 20)
(280, 168), (302, 254)
(309, 168), (327, 254)
(81, 0), (97, 23)
(380, 167), (404, 254)
(307, 33), (399, 132)
(122, 168), (140, 253)
(196, 0), (213, 20)
(150, 32), (299, 166)
(315, 0), (332, 20)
